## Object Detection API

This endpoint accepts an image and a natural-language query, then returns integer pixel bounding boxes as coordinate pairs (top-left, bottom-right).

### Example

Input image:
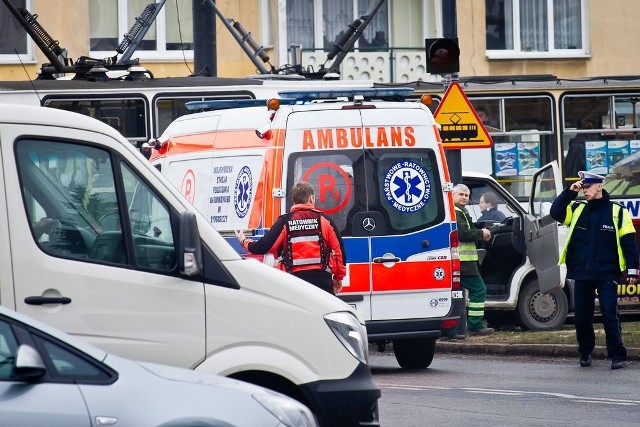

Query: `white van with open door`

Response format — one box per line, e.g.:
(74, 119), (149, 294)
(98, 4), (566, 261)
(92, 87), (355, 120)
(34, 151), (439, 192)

(462, 161), (568, 330)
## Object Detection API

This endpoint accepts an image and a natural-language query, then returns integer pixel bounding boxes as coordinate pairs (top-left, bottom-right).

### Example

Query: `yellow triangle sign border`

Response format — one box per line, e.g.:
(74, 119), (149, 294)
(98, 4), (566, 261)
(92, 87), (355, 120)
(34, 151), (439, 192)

(434, 81), (494, 149)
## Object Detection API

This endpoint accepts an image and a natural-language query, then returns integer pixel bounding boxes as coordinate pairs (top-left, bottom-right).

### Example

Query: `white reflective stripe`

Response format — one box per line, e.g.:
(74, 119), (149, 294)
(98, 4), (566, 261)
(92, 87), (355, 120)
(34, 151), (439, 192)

(628, 269), (639, 275)
(292, 258), (322, 266)
(290, 235), (320, 243)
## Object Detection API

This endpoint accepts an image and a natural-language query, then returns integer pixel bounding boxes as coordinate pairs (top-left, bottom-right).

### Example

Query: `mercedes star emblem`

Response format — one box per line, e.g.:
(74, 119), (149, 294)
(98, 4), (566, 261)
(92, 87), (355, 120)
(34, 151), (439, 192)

(362, 217), (376, 232)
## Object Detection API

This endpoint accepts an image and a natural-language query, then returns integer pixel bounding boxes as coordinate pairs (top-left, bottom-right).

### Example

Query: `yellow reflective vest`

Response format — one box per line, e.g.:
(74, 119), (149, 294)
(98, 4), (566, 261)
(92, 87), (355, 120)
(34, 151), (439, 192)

(558, 202), (635, 270)
(455, 206), (479, 262)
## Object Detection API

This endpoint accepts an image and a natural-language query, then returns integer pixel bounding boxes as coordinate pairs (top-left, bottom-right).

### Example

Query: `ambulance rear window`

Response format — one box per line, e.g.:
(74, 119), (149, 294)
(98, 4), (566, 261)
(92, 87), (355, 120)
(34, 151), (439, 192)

(287, 149), (444, 236)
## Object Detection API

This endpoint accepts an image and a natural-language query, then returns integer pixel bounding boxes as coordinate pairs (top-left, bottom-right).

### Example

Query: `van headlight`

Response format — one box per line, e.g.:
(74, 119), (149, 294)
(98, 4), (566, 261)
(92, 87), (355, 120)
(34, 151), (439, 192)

(253, 391), (317, 427)
(324, 312), (369, 364)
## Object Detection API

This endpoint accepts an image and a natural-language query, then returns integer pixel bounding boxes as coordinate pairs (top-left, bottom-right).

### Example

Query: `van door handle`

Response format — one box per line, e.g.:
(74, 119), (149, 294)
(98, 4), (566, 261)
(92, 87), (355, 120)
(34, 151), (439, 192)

(373, 254), (401, 263)
(24, 296), (72, 305)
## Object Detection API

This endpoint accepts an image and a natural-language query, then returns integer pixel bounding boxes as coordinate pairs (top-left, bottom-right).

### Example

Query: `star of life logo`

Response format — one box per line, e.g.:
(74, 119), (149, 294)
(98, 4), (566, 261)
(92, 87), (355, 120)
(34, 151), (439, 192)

(383, 160), (431, 213)
(433, 267), (445, 280)
(234, 166), (253, 218)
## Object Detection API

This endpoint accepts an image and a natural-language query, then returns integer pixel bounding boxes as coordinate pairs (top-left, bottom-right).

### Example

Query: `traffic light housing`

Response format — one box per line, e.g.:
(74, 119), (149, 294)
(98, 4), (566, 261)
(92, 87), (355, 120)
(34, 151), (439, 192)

(425, 38), (460, 74)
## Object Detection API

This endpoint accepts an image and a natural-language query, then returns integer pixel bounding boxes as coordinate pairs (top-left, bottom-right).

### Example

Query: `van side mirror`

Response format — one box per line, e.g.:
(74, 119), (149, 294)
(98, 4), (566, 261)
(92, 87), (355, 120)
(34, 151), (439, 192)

(178, 211), (202, 277)
(14, 345), (46, 381)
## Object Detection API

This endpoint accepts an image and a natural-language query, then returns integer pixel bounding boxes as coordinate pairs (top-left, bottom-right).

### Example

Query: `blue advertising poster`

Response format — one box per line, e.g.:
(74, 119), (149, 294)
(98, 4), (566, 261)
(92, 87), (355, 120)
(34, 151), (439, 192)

(517, 142), (540, 176)
(494, 143), (518, 176)
(607, 140), (630, 171)
(585, 140), (608, 174)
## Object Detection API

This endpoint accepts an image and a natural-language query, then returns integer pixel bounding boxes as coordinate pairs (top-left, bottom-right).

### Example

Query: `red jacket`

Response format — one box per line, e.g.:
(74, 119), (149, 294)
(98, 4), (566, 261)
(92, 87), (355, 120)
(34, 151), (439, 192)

(243, 204), (346, 280)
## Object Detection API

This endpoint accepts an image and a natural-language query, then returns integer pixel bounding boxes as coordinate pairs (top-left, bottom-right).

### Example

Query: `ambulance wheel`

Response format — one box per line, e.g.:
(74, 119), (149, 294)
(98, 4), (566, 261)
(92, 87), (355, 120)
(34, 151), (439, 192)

(516, 280), (568, 331)
(392, 337), (436, 369)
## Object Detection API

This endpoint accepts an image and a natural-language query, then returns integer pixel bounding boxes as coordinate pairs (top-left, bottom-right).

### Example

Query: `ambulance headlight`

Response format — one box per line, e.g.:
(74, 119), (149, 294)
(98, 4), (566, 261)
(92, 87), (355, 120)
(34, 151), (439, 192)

(324, 312), (369, 364)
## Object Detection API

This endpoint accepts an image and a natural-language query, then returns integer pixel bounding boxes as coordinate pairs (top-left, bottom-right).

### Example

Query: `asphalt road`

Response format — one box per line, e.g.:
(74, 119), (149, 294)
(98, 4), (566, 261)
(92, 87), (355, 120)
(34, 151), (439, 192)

(370, 352), (640, 427)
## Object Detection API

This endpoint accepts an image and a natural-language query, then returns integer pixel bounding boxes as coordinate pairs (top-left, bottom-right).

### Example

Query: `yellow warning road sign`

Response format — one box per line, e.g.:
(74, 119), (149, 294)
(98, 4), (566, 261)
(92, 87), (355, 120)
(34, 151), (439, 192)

(434, 81), (493, 149)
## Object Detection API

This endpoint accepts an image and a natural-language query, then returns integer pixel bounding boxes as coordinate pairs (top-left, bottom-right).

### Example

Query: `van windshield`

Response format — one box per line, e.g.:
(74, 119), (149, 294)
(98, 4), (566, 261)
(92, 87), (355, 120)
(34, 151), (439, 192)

(287, 149), (444, 237)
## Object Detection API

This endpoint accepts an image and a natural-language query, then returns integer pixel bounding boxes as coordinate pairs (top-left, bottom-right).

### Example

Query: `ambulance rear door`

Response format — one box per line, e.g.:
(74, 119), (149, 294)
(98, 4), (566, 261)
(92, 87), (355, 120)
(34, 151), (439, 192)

(282, 108), (373, 316)
(358, 107), (453, 321)
(283, 105), (453, 322)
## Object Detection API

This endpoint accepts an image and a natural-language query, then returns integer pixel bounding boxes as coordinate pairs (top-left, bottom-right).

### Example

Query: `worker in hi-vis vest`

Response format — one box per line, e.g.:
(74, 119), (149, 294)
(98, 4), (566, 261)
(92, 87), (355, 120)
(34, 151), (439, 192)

(442, 184), (495, 340)
(550, 171), (639, 370)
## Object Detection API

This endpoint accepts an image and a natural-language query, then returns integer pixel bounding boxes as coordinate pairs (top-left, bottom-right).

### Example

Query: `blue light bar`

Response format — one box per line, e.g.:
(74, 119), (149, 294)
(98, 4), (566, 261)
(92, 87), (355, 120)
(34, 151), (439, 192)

(185, 99), (296, 111)
(277, 87), (414, 102)
(185, 99), (267, 111)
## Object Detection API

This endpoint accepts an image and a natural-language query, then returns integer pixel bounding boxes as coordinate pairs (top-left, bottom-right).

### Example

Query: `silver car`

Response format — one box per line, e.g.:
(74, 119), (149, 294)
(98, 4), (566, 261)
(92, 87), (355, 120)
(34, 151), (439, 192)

(0, 306), (316, 427)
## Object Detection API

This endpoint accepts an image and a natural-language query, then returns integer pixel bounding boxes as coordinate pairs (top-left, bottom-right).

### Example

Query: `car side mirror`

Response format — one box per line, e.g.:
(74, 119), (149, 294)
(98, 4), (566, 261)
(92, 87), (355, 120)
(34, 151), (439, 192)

(14, 345), (46, 381)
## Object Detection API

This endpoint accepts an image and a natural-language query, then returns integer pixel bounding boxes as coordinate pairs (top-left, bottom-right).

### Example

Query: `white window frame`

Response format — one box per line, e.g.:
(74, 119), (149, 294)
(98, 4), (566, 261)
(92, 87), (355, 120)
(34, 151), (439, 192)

(90, 0), (193, 62)
(259, 0), (273, 48)
(0, 0), (36, 64)
(486, 0), (590, 60)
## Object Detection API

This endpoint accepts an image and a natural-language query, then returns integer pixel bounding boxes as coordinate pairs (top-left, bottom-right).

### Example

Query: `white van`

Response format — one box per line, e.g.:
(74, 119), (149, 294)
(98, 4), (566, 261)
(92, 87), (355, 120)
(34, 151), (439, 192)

(0, 103), (380, 427)
(462, 162), (567, 330)
(149, 88), (465, 369)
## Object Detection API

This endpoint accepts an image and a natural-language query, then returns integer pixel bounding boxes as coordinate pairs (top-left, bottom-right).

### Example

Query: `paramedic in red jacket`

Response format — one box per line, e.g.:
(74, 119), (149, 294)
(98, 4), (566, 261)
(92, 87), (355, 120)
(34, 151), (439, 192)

(235, 181), (346, 295)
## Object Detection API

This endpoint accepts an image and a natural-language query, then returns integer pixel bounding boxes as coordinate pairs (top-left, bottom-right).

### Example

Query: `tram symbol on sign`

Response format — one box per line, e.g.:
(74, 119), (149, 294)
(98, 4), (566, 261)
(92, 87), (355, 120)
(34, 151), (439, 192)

(439, 112), (478, 142)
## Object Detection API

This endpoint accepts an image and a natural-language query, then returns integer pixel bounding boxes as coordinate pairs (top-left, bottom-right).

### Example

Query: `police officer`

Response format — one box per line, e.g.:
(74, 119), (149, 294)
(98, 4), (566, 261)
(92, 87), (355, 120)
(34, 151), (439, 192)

(550, 171), (639, 369)
(444, 184), (495, 339)
(235, 181), (346, 295)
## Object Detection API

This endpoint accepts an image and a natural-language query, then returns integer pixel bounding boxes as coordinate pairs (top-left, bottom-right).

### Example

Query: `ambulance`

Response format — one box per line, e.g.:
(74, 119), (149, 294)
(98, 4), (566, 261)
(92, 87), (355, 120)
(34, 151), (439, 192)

(149, 88), (465, 369)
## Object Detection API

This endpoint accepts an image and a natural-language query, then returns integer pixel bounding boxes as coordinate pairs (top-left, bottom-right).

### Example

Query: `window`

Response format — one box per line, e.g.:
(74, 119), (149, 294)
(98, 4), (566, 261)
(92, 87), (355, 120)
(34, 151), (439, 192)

(562, 93), (640, 185)
(287, 149), (444, 236)
(89, 0), (193, 60)
(16, 139), (176, 272)
(287, 0), (389, 50)
(121, 163), (176, 271)
(0, 0), (31, 63)
(0, 320), (18, 380)
(485, 0), (588, 58)
(468, 96), (555, 199)
(43, 98), (148, 147)
(34, 335), (112, 382)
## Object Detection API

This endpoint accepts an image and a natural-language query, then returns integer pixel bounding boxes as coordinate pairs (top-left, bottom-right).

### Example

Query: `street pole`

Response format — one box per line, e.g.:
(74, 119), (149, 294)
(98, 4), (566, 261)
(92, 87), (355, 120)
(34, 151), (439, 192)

(193, 0), (216, 76)
(441, 0), (467, 337)
(442, 0), (461, 187)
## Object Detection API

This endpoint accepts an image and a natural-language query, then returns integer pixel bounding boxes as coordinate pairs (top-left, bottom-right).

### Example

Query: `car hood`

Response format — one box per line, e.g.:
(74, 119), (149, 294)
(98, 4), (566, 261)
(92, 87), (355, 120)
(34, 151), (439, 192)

(128, 357), (266, 393)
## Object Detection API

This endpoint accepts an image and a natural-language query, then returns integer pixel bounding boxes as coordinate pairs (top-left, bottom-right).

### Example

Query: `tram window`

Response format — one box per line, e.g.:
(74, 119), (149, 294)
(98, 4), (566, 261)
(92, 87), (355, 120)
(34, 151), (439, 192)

(470, 100), (501, 131)
(504, 97), (552, 132)
(562, 95), (611, 131)
(155, 94), (254, 137)
(44, 98), (147, 141)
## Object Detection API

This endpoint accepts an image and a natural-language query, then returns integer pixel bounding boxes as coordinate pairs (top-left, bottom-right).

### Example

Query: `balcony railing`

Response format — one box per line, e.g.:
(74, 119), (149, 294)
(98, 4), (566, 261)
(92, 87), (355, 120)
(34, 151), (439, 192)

(301, 47), (442, 83)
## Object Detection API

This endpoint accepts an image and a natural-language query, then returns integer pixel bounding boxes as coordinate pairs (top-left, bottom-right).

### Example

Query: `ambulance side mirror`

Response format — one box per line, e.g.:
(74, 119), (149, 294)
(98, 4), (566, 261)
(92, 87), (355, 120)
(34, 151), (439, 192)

(255, 124), (272, 139)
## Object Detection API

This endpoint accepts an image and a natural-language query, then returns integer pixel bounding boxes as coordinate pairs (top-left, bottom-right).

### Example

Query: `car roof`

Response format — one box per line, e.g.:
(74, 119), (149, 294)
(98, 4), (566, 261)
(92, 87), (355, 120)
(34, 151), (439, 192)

(0, 103), (126, 142)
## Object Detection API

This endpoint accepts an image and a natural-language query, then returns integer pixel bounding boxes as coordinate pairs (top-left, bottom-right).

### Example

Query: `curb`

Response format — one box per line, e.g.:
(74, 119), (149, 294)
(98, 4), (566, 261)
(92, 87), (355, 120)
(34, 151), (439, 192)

(369, 342), (640, 359)
(435, 342), (640, 359)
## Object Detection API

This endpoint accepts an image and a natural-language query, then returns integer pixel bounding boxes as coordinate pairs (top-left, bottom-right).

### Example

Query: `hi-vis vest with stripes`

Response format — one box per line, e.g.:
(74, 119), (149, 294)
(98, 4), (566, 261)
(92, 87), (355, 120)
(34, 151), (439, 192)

(558, 202), (635, 270)
(455, 206), (478, 262)
(281, 209), (329, 273)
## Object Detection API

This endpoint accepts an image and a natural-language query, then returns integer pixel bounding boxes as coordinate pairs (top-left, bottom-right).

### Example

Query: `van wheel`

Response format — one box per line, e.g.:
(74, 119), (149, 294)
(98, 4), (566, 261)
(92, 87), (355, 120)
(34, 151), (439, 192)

(392, 337), (436, 369)
(516, 280), (568, 331)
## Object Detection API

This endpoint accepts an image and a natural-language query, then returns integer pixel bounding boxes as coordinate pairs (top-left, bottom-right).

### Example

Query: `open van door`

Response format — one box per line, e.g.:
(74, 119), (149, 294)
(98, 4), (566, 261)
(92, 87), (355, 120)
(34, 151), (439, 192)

(525, 161), (562, 293)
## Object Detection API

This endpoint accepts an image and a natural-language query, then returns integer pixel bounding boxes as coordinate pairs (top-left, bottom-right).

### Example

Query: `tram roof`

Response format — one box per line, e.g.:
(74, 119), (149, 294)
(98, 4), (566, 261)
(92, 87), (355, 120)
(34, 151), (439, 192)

(376, 74), (640, 94)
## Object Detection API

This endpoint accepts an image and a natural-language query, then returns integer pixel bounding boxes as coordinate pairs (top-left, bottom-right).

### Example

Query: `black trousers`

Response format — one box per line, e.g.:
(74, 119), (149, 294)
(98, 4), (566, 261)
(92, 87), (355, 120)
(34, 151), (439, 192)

(293, 270), (335, 295)
(573, 279), (626, 361)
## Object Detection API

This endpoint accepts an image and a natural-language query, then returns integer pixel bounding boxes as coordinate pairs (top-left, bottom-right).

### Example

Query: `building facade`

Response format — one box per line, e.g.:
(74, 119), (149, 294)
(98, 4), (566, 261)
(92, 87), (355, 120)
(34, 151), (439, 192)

(0, 0), (638, 82)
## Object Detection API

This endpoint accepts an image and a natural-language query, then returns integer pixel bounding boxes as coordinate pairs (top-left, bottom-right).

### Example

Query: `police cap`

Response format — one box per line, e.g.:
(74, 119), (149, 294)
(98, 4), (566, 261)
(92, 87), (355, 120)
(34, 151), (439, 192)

(578, 170), (605, 186)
